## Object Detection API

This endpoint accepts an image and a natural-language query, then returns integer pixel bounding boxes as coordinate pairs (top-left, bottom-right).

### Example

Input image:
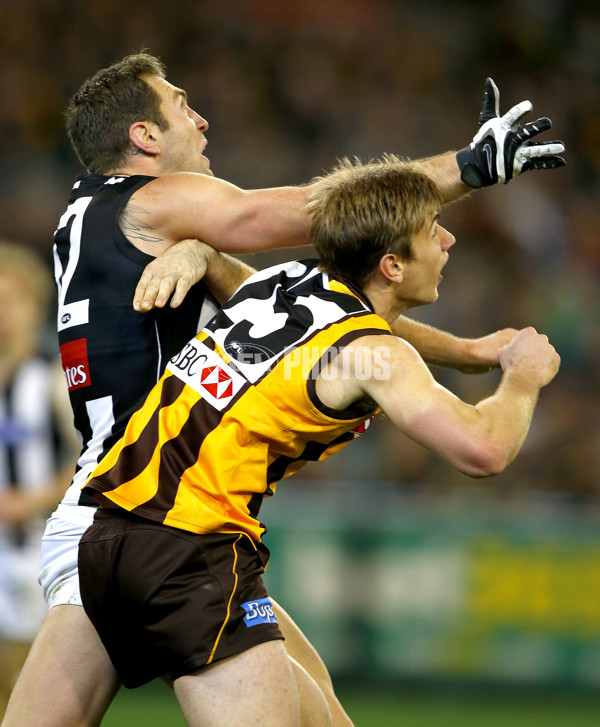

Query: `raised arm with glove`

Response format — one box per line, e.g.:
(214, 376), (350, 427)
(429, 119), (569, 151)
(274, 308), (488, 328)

(456, 77), (566, 188)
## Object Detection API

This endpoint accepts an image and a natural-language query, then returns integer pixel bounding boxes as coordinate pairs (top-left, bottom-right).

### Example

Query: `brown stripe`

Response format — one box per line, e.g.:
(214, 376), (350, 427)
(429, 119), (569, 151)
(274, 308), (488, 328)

(88, 375), (186, 495)
(129, 375), (252, 520)
(266, 431), (356, 485)
(130, 395), (226, 519)
(306, 327), (390, 420)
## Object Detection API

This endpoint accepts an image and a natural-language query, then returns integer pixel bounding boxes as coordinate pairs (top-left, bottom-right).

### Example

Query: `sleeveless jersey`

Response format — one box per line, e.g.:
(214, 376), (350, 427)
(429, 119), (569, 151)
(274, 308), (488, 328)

(84, 259), (391, 542)
(53, 174), (213, 506)
(0, 356), (65, 546)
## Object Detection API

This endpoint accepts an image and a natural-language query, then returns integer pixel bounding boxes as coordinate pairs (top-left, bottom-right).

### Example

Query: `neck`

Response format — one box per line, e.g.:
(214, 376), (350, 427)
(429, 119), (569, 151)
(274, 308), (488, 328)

(104, 155), (159, 179)
(361, 277), (410, 325)
(104, 165), (141, 177)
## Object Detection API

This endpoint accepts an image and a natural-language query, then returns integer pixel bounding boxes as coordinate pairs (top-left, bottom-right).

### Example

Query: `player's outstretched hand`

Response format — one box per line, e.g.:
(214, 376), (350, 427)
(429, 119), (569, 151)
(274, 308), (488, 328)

(133, 239), (214, 311)
(456, 78), (566, 188)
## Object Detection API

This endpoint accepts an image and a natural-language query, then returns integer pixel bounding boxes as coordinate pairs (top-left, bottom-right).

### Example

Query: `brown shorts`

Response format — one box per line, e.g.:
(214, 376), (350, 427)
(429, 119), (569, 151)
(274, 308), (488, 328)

(78, 508), (283, 688)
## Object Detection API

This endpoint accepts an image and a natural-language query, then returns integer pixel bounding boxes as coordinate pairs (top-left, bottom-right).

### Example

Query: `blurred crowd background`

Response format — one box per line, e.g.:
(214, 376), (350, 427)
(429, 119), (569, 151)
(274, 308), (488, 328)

(0, 0), (599, 700)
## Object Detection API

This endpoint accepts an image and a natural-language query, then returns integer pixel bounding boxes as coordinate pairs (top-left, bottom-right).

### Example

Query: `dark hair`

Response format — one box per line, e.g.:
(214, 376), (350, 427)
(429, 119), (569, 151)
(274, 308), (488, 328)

(65, 52), (169, 173)
(308, 156), (443, 288)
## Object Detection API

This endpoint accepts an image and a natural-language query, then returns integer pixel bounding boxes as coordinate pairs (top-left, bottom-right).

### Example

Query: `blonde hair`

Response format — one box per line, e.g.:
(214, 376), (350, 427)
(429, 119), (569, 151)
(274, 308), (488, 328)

(308, 156), (442, 288)
(0, 241), (54, 310)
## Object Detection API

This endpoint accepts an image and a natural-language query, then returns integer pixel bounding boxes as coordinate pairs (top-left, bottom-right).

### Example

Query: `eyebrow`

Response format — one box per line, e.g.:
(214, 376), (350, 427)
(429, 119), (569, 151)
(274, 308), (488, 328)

(172, 88), (188, 105)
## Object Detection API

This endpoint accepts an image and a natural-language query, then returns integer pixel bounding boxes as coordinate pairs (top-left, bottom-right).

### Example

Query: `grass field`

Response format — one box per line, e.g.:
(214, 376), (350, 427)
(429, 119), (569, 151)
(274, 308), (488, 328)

(102, 681), (600, 726)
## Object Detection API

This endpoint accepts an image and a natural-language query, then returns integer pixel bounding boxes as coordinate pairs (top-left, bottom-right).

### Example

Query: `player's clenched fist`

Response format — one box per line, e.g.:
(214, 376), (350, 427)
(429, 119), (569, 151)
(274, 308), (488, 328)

(498, 326), (560, 387)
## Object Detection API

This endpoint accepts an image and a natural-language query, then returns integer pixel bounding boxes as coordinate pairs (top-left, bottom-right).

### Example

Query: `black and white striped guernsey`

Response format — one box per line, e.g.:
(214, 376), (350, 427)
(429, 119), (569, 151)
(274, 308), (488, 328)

(0, 356), (67, 546)
(53, 174), (213, 506)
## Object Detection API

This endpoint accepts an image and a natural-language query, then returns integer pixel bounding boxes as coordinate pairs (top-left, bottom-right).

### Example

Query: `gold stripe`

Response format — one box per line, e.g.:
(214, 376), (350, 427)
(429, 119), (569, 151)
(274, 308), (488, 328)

(206, 533), (243, 664)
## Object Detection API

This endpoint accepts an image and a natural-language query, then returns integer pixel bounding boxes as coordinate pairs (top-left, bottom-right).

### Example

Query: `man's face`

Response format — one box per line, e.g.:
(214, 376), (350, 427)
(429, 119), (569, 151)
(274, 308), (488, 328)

(399, 210), (455, 306)
(145, 75), (213, 176)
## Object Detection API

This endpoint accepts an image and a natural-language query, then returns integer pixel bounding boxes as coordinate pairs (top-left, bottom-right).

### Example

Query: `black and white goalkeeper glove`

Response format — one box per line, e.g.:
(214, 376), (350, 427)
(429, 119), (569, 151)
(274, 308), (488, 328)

(456, 78), (566, 188)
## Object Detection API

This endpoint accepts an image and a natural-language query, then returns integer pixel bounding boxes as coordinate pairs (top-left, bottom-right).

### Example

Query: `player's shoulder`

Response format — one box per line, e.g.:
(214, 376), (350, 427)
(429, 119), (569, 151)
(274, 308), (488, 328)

(140, 171), (230, 196)
(130, 172), (235, 219)
(345, 332), (419, 360)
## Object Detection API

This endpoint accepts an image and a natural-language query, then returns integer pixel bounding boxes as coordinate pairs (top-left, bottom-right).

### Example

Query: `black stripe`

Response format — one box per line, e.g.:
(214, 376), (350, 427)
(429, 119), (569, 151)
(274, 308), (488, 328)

(224, 311), (385, 393)
(266, 431), (355, 485)
(4, 377), (17, 489)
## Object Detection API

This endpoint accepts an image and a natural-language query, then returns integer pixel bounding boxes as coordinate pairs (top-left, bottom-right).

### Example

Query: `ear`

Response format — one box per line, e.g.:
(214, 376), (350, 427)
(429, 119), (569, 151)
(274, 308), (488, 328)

(128, 121), (161, 157)
(378, 253), (404, 283)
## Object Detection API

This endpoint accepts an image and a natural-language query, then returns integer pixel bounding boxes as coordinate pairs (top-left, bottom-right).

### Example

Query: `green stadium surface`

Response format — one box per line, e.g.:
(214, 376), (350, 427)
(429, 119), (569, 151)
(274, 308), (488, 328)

(102, 681), (600, 727)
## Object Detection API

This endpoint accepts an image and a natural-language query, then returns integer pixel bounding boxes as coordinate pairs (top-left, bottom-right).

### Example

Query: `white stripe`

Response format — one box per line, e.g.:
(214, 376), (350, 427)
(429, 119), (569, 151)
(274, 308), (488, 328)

(61, 395), (115, 504)
(54, 196), (93, 331)
(154, 320), (162, 382)
(12, 360), (54, 488)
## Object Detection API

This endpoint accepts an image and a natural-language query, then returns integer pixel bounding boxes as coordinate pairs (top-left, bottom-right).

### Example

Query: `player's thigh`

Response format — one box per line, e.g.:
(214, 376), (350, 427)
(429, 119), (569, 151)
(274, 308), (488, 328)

(174, 640), (300, 727)
(273, 598), (334, 690)
(289, 656), (333, 727)
(273, 599), (354, 727)
(2, 604), (120, 727)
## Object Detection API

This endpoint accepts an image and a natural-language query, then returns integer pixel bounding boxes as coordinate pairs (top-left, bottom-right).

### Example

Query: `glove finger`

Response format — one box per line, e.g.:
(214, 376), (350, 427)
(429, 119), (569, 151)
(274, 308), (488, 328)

(502, 100), (533, 127)
(522, 157), (566, 172)
(515, 117), (553, 141)
(479, 77), (500, 125)
(519, 142), (566, 158)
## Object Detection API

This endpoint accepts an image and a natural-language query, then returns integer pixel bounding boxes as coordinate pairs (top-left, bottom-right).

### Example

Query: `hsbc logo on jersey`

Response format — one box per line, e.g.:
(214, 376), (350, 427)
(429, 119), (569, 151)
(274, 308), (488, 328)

(167, 338), (246, 410)
(60, 338), (92, 391)
(200, 365), (233, 399)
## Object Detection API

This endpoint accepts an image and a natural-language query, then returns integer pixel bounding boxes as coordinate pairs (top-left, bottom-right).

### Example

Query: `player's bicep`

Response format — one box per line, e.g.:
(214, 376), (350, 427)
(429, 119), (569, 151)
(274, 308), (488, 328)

(360, 338), (480, 460)
(139, 174), (310, 254)
(126, 174), (245, 254)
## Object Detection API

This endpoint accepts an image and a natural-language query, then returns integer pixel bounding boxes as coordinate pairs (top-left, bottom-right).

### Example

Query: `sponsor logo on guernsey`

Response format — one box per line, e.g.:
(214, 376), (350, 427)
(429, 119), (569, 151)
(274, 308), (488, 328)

(57, 299), (89, 332)
(60, 338), (92, 391)
(241, 597), (278, 627)
(167, 338), (246, 410)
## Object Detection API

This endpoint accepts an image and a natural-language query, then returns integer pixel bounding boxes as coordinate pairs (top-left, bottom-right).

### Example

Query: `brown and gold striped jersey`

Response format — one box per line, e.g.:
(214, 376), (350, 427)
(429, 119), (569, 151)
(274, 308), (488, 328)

(83, 260), (391, 542)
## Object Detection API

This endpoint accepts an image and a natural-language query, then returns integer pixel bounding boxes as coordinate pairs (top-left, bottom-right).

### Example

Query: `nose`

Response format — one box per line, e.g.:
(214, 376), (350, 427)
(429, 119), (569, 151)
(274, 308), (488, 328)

(191, 108), (209, 132)
(439, 225), (456, 252)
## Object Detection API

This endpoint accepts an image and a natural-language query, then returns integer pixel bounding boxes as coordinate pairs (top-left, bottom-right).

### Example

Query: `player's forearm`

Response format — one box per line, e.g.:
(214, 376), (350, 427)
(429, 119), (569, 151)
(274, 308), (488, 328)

(203, 247), (256, 305)
(412, 151), (473, 205)
(391, 316), (479, 369)
(217, 186), (312, 253)
(392, 316), (518, 373)
(471, 370), (541, 473)
(424, 379), (539, 479)
(391, 316), (462, 366)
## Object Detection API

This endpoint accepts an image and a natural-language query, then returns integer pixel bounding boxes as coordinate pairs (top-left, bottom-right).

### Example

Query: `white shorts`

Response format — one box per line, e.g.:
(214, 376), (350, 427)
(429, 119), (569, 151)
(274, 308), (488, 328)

(0, 537), (48, 641)
(38, 502), (96, 609)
